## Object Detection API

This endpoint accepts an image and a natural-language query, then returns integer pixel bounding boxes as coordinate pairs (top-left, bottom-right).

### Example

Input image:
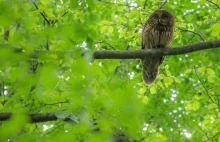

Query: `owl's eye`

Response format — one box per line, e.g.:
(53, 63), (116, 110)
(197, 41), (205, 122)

(162, 13), (168, 18)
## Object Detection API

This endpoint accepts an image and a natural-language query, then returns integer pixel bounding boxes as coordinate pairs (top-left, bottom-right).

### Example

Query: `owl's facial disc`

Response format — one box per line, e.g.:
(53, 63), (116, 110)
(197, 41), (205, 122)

(159, 15), (169, 25)
(152, 11), (173, 26)
(158, 19), (168, 26)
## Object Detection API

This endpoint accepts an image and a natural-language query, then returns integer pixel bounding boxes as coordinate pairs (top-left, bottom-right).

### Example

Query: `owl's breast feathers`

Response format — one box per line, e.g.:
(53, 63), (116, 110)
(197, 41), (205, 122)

(142, 22), (174, 49)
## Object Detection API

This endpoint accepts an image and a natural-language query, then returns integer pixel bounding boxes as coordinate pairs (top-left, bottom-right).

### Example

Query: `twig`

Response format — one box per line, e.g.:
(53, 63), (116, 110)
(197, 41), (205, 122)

(194, 67), (219, 105)
(44, 124), (64, 136)
(44, 99), (69, 106)
(159, 0), (167, 9)
(178, 28), (205, 41)
(137, 136), (147, 142)
(204, 131), (220, 142)
(51, 11), (68, 26)
(207, 0), (220, 9)
(95, 41), (116, 50)
(186, 34), (195, 44)
(126, 45), (131, 50)
(46, 38), (49, 50)
(31, 0), (50, 25)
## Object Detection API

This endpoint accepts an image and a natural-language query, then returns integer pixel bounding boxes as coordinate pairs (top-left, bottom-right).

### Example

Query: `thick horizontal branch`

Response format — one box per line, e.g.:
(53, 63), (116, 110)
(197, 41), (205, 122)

(93, 39), (220, 59)
(1, 39), (220, 60)
(0, 113), (70, 123)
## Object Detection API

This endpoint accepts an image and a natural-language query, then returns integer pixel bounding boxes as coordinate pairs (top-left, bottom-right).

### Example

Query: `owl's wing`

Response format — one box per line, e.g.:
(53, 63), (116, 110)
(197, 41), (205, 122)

(141, 21), (150, 49)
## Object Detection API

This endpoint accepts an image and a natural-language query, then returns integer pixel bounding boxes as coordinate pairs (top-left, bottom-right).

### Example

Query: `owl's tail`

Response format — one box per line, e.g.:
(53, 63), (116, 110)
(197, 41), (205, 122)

(141, 58), (160, 85)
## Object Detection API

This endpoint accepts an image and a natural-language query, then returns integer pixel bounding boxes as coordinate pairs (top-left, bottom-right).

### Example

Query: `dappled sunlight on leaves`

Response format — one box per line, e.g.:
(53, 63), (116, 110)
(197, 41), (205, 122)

(0, 0), (219, 141)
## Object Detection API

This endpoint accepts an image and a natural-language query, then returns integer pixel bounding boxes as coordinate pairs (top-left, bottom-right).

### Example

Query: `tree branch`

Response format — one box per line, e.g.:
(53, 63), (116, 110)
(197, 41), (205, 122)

(95, 41), (116, 50)
(93, 39), (220, 59)
(1, 39), (220, 60)
(31, 0), (50, 25)
(204, 131), (220, 142)
(177, 28), (205, 41)
(207, 0), (220, 9)
(194, 67), (219, 105)
(0, 113), (71, 123)
(44, 99), (69, 106)
(51, 11), (68, 26)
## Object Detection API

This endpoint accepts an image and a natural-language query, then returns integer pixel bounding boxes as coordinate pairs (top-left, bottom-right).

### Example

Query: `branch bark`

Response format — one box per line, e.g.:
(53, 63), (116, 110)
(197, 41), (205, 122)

(1, 39), (220, 60)
(0, 113), (70, 123)
(93, 39), (220, 59)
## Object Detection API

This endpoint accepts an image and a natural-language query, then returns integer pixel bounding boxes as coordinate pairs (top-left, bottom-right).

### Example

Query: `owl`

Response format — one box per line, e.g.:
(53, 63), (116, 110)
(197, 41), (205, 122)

(141, 9), (174, 85)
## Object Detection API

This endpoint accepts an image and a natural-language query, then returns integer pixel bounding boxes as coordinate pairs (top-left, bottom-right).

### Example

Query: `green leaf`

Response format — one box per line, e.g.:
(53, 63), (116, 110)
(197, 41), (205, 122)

(216, 10), (220, 17)
(208, 76), (216, 83)
(137, 82), (145, 86)
(150, 85), (157, 94)
(187, 23), (194, 31)
(208, 104), (217, 109)
(157, 81), (165, 89)
(211, 23), (220, 31)
(185, 68), (192, 74)
(0, 1), (219, 141)
(192, 95), (200, 101)
(142, 96), (148, 104)
(0, 70), (4, 77)
(186, 103), (192, 110)
(164, 64), (169, 70)
(210, 23), (220, 37)
(207, 68), (215, 75)
(174, 77), (181, 83)
(198, 67), (206, 73)
(0, 113), (29, 141)
(40, 0), (50, 5)
(137, 94), (143, 98)
(158, 74), (165, 79)
(108, 26), (114, 33)
(139, 87), (146, 94)
(192, 101), (200, 111)
(164, 77), (173, 86)
(165, 70), (171, 76)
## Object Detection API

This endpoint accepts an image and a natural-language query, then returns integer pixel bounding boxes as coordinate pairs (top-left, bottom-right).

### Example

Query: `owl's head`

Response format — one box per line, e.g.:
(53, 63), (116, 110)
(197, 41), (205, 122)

(148, 9), (174, 27)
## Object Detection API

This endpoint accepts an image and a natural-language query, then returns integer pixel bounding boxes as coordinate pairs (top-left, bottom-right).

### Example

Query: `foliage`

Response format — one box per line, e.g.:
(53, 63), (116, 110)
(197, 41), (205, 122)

(0, 0), (220, 141)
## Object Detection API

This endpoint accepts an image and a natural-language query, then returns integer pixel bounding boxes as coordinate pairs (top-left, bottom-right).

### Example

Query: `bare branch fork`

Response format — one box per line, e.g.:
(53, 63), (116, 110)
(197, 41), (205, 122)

(93, 39), (220, 59)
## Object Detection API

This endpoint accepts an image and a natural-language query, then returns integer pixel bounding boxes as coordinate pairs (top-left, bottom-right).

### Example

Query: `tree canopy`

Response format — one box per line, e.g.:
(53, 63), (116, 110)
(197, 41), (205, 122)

(0, 0), (220, 141)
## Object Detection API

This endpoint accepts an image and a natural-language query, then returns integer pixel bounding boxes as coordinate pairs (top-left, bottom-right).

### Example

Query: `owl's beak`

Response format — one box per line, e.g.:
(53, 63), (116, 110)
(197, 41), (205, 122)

(158, 19), (161, 23)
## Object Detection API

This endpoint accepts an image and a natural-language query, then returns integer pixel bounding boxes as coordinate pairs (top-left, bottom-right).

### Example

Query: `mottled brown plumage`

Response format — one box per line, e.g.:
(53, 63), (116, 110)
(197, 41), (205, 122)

(142, 9), (174, 85)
